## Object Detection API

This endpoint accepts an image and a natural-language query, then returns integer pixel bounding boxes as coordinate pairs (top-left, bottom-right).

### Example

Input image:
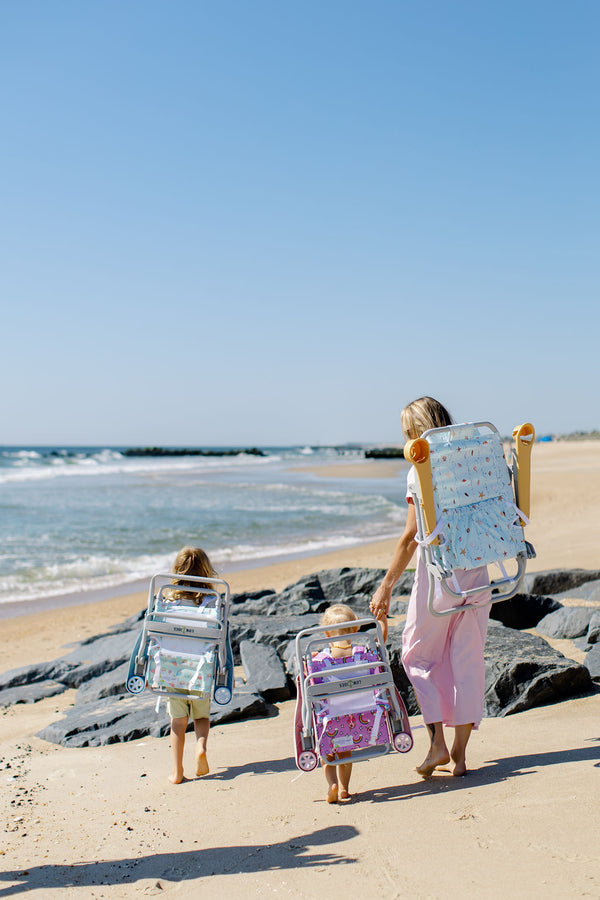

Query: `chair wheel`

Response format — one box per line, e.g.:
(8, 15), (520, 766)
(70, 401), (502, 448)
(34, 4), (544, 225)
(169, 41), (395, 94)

(214, 686), (232, 705)
(393, 732), (413, 753)
(126, 675), (145, 694)
(298, 750), (318, 772)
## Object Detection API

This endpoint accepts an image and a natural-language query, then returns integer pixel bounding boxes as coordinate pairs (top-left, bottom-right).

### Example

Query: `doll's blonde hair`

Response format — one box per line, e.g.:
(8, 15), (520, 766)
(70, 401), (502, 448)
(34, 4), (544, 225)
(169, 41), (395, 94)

(401, 396), (453, 441)
(320, 603), (359, 636)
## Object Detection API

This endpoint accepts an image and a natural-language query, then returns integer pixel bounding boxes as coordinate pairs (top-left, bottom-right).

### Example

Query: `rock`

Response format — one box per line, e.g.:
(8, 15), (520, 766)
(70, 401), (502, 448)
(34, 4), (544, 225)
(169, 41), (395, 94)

(0, 630), (139, 694)
(249, 615), (321, 657)
(484, 622), (592, 716)
(583, 644), (600, 681)
(489, 593), (562, 630)
(0, 680), (68, 706)
(209, 690), (270, 725)
(281, 639), (299, 680)
(269, 575), (327, 614)
(239, 641), (291, 702)
(552, 579), (600, 604)
(573, 637), (592, 652)
(36, 694), (171, 748)
(230, 588), (277, 607)
(230, 590), (277, 616)
(521, 569), (600, 596)
(74, 662), (130, 705)
(230, 568), (415, 619)
(586, 611), (600, 645)
(0, 661), (64, 692)
(36, 688), (270, 747)
(535, 606), (596, 640)
(229, 614), (320, 664)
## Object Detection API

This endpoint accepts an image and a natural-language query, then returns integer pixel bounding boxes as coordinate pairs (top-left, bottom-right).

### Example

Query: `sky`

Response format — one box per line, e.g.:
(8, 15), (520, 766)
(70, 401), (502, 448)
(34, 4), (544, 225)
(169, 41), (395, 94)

(1, 1), (598, 446)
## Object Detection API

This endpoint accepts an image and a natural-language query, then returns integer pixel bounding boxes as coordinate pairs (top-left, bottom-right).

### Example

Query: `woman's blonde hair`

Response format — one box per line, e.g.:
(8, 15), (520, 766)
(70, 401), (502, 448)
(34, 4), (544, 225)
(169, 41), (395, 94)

(320, 603), (359, 636)
(401, 396), (453, 441)
(169, 546), (218, 603)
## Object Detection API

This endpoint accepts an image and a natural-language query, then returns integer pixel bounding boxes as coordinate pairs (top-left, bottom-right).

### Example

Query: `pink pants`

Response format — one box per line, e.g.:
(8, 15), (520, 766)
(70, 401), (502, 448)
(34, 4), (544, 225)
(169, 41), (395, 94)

(401, 559), (491, 728)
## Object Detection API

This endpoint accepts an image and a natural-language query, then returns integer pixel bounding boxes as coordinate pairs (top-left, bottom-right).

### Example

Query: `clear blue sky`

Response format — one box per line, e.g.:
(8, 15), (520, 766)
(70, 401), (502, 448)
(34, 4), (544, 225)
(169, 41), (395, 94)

(1, 1), (598, 445)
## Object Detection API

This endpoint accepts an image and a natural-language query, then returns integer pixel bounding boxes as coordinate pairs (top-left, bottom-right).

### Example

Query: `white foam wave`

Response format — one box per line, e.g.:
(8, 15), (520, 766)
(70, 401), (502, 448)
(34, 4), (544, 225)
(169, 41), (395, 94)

(0, 451), (278, 484)
(0, 519), (405, 606)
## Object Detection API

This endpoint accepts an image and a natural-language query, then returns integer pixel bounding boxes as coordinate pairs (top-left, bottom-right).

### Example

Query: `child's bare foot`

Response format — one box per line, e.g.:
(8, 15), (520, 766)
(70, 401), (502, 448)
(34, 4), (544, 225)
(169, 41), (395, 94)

(416, 749), (451, 778)
(169, 768), (184, 784)
(338, 789), (352, 802)
(327, 783), (339, 804)
(195, 750), (209, 777)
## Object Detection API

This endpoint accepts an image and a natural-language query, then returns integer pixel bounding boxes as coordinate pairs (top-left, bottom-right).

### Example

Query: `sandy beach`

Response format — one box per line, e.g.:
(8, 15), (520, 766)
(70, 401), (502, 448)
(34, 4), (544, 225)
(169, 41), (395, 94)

(1, 441), (600, 898)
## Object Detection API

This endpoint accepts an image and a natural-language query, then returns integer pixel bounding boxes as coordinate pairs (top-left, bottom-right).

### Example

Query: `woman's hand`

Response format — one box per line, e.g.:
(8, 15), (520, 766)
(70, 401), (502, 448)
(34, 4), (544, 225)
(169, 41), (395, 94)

(370, 583), (391, 620)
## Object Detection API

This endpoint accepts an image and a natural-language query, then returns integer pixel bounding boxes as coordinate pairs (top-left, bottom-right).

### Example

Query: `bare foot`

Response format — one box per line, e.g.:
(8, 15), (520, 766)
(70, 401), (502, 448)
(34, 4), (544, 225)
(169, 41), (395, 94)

(195, 750), (209, 777)
(452, 758), (468, 777)
(416, 749), (451, 778)
(169, 769), (184, 784)
(327, 783), (339, 804)
(338, 789), (352, 803)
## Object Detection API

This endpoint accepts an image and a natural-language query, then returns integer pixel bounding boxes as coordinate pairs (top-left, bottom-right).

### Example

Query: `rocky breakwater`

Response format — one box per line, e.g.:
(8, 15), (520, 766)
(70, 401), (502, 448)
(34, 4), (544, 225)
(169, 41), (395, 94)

(0, 567), (597, 748)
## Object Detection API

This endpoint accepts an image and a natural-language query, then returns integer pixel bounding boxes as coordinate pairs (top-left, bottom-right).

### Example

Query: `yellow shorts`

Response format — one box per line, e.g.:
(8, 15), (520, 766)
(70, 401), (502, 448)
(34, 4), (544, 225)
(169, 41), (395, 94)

(167, 694), (211, 721)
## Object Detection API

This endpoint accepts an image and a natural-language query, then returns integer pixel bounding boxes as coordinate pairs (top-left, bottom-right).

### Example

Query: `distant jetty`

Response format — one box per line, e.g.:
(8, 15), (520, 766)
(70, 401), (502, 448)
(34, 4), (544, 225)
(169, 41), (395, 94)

(364, 447), (404, 459)
(122, 447), (266, 458)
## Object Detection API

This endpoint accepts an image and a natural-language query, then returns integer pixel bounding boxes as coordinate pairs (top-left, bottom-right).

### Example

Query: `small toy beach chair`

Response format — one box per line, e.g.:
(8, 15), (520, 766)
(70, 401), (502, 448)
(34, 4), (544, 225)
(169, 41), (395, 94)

(404, 421), (535, 617)
(126, 573), (234, 707)
(293, 618), (413, 772)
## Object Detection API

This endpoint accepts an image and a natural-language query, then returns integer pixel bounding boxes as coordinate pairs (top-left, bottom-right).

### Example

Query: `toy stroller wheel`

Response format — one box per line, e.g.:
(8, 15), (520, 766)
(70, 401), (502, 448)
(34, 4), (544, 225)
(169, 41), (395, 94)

(214, 686), (232, 706)
(393, 732), (413, 753)
(298, 750), (318, 772)
(126, 675), (145, 694)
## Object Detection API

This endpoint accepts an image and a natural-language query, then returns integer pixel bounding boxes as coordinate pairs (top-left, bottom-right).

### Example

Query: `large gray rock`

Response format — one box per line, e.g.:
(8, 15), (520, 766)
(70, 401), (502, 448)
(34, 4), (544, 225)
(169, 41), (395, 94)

(209, 690), (270, 725)
(584, 644), (600, 681)
(535, 606), (596, 640)
(484, 622), (592, 716)
(74, 662), (130, 705)
(489, 593), (562, 630)
(245, 615), (321, 656)
(239, 641), (291, 702)
(36, 689), (269, 747)
(522, 569), (600, 596)
(586, 611), (600, 645)
(0, 679), (68, 706)
(0, 629), (138, 693)
(230, 567), (414, 619)
(0, 661), (65, 692)
(36, 694), (170, 748)
(552, 579), (600, 604)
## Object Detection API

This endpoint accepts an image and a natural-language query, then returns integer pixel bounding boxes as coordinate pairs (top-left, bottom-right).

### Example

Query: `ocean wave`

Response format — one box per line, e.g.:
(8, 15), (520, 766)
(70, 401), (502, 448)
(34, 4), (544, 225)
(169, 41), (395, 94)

(0, 519), (405, 606)
(0, 450), (279, 484)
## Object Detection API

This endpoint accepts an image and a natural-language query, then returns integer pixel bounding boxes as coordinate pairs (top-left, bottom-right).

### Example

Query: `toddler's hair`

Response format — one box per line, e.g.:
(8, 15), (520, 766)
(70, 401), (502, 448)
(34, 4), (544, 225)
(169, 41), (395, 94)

(401, 396), (453, 441)
(320, 603), (359, 636)
(170, 546), (218, 603)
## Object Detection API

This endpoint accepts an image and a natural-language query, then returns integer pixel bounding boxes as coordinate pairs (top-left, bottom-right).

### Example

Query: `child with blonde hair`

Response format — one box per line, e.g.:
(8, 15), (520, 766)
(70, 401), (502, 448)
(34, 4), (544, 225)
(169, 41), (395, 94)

(313, 604), (363, 803)
(166, 546), (219, 784)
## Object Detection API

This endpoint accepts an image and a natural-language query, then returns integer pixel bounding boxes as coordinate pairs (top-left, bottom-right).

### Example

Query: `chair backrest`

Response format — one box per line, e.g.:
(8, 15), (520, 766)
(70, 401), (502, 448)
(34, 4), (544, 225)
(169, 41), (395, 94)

(417, 423), (526, 571)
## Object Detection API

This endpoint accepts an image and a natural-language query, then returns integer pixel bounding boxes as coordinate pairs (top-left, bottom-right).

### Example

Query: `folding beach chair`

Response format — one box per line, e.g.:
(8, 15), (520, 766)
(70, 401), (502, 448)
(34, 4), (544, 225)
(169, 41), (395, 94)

(126, 573), (234, 706)
(404, 422), (535, 617)
(293, 618), (413, 772)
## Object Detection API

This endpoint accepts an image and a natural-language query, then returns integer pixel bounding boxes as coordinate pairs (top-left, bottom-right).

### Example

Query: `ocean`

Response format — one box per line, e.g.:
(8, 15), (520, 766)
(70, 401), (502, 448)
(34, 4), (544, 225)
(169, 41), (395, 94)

(0, 445), (408, 608)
